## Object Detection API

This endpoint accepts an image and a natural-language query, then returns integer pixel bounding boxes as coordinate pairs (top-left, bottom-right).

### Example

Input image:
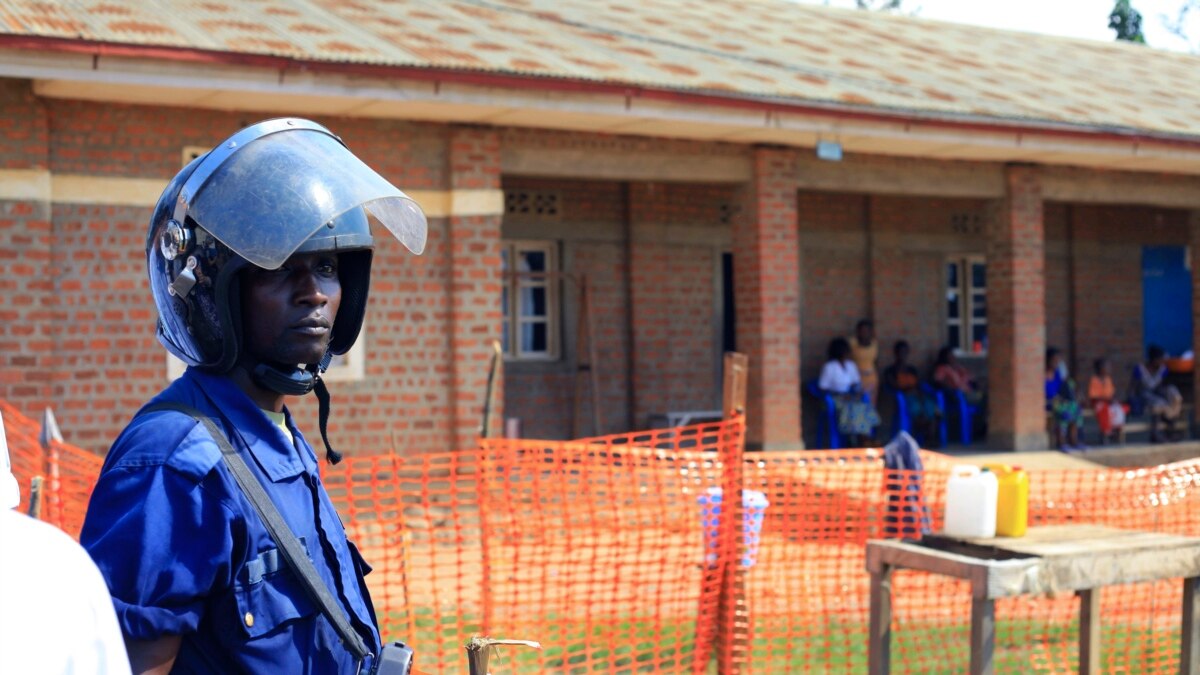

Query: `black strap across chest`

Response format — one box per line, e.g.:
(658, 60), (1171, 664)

(138, 402), (371, 662)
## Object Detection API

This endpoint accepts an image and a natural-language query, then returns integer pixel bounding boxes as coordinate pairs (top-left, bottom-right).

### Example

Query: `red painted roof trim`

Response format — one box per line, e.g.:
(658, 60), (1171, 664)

(4, 34), (1200, 151)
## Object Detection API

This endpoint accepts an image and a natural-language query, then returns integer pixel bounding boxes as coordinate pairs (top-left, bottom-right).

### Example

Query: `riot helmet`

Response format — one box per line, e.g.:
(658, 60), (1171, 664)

(146, 118), (427, 459)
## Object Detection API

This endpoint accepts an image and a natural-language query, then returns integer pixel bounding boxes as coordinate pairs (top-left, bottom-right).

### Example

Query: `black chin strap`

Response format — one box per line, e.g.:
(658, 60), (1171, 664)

(251, 362), (316, 396)
(249, 353), (342, 465)
(313, 377), (342, 465)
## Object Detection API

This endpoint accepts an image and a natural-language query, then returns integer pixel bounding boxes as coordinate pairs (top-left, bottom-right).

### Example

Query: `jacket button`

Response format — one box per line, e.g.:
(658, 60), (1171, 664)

(244, 612), (254, 627)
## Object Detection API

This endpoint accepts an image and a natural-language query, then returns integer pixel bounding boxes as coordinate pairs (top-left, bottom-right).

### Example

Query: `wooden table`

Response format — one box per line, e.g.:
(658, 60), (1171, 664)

(866, 525), (1200, 675)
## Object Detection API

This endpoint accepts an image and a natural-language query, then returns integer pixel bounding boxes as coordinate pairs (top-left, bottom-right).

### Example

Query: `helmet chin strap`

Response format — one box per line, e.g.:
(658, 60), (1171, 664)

(250, 352), (343, 465)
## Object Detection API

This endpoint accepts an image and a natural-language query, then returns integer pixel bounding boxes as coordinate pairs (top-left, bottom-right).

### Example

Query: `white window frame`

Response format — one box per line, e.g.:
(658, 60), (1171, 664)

(945, 255), (987, 356)
(502, 240), (560, 361)
(166, 145), (368, 382)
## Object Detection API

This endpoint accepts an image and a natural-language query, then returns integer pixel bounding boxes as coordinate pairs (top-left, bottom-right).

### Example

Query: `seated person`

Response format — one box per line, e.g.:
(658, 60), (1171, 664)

(1129, 344), (1184, 443)
(932, 346), (984, 406)
(882, 340), (940, 442)
(1087, 358), (1128, 444)
(818, 337), (881, 446)
(1045, 347), (1084, 451)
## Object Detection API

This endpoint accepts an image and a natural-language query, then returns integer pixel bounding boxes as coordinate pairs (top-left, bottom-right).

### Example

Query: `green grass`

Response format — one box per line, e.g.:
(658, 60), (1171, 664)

(387, 610), (1181, 673)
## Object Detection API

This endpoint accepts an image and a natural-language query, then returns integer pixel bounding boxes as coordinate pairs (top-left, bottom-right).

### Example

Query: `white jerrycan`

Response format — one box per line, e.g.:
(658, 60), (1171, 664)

(943, 465), (998, 538)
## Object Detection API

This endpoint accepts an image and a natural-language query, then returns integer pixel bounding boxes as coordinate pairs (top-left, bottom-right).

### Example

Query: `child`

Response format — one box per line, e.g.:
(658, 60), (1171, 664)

(1046, 348), (1084, 450)
(1087, 358), (1127, 444)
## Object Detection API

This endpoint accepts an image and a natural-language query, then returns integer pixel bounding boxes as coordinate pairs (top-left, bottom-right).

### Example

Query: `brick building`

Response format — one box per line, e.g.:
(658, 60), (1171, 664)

(1, 1), (1198, 453)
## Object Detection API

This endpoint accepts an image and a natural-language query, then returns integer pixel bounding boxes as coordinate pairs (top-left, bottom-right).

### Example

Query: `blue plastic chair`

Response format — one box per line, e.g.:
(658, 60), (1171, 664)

(806, 380), (842, 448)
(947, 388), (981, 444)
(885, 383), (912, 437)
(1127, 365), (1147, 418)
(924, 383), (949, 449)
(807, 380), (878, 449)
(885, 382), (947, 449)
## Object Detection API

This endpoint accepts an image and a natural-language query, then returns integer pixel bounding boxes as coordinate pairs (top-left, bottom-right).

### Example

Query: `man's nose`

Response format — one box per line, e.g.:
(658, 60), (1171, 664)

(294, 270), (329, 305)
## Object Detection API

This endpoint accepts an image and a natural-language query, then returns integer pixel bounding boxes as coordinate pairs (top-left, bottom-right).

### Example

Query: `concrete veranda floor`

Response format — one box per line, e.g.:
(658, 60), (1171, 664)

(946, 440), (1200, 471)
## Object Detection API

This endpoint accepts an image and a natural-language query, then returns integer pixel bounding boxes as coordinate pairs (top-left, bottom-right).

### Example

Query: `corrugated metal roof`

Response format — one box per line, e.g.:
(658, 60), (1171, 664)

(1, 0), (1199, 139)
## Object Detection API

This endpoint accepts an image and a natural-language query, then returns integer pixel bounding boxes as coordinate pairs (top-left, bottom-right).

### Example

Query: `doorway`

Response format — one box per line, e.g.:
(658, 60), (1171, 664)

(1142, 246), (1192, 356)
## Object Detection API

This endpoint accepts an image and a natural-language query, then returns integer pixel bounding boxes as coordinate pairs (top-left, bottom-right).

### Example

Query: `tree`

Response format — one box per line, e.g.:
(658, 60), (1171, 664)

(1109, 0), (1147, 43)
(1161, 0), (1199, 52)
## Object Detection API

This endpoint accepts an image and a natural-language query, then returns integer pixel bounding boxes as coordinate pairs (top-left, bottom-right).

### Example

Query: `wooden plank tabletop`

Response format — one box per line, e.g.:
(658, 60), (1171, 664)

(951, 524), (1200, 558)
(868, 525), (1200, 598)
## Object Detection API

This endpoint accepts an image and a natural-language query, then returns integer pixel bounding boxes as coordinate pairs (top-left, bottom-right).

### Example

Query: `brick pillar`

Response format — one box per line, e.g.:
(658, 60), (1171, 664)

(447, 127), (504, 449)
(733, 147), (802, 450)
(1191, 210), (1200, 435)
(0, 80), (54, 415)
(986, 165), (1046, 451)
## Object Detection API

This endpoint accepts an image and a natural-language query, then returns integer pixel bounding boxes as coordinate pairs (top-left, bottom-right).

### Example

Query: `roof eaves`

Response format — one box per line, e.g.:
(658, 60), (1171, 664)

(4, 32), (1200, 151)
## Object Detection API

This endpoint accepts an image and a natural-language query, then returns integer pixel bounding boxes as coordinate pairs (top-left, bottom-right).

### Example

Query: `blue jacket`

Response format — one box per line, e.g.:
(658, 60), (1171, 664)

(81, 368), (380, 674)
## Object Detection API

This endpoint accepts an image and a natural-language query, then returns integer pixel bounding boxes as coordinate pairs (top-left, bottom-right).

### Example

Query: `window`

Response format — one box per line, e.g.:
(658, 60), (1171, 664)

(167, 145), (368, 381)
(501, 240), (559, 360)
(945, 256), (986, 355)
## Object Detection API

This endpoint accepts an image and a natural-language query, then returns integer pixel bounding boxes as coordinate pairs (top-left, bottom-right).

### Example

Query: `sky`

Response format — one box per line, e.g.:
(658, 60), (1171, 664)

(805, 0), (1198, 52)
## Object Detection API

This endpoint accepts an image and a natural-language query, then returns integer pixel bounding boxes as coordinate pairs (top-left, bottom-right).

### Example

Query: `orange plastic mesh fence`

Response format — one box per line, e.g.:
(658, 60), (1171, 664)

(740, 451), (1200, 674)
(7, 397), (1200, 674)
(474, 420), (741, 673)
(2, 399), (103, 537)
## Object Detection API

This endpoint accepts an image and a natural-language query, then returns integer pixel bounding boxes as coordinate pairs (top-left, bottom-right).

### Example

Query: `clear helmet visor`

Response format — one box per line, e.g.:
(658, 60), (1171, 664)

(179, 119), (427, 270)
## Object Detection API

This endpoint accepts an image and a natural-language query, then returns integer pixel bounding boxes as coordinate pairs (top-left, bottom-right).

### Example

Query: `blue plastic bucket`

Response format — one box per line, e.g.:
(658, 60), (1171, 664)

(697, 487), (769, 567)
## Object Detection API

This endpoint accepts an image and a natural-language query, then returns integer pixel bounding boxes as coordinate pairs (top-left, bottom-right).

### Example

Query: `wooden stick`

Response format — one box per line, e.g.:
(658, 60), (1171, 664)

(480, 340), (503, 439)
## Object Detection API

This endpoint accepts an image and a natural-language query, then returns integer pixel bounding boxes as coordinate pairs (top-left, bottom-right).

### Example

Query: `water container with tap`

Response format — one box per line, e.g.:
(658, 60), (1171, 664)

(943, 465), (998, 538)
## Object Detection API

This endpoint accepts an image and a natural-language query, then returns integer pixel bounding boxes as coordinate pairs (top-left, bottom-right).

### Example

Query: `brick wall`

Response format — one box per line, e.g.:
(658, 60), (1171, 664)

(987, 166), (1047, 451)
(445, 127), (503, 449)
(736, 148), (801, 449)
(0, 80), (53, 417)
(0, 79), (47, 169)
(45, 99), (448, 188)
(3, 80), (1194, 454)
(798, 192), (990, 444)
(868, 195), (988, 373)
(500, 177), (629, 438)
(1043, 203), (1072, 363)
(0, 199), (53, 407)
(629, 182), (730, 426)
(0, 92), (458, 455)
(570, 241), (632, 434)
(49, 203), (160, 448)
(798, 192), (868, 383)
(1071, 204), (1189, 392)
(502, 177), (730, 438)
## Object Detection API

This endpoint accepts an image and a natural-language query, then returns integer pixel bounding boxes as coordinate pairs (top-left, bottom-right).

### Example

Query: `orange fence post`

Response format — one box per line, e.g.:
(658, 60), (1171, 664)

(715, 352), (751, 674)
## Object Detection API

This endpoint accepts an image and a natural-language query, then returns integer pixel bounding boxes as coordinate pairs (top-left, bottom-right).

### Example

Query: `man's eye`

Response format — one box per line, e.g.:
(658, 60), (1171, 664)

(317, 260), (338, 276)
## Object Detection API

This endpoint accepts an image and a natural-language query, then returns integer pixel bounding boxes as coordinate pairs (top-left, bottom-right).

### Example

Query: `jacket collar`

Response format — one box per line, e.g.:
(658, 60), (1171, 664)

(186, 368), (315, 481)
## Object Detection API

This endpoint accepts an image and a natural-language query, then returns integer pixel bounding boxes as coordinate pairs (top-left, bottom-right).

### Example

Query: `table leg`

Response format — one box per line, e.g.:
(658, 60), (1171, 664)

(1078, 588), (1101, 675)
(1183, 576), (1199, 675)
(868, 565), (892, 675)
(970, 597), (995, 675)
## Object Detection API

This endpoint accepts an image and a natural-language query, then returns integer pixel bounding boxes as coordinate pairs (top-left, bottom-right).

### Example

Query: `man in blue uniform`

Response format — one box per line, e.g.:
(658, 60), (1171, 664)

(80, 119), (427, 674)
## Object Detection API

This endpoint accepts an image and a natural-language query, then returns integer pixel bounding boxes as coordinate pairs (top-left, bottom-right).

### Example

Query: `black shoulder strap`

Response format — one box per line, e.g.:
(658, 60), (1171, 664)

(139, 402), (371, 662)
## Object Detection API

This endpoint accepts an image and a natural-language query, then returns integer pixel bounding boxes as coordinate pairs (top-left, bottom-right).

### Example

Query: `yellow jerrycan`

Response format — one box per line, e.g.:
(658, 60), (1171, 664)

(983, 464), (1029, 537)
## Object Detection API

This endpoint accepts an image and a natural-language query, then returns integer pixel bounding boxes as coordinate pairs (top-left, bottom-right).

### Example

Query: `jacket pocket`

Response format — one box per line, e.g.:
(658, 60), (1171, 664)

(233, 545), (319, 639)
